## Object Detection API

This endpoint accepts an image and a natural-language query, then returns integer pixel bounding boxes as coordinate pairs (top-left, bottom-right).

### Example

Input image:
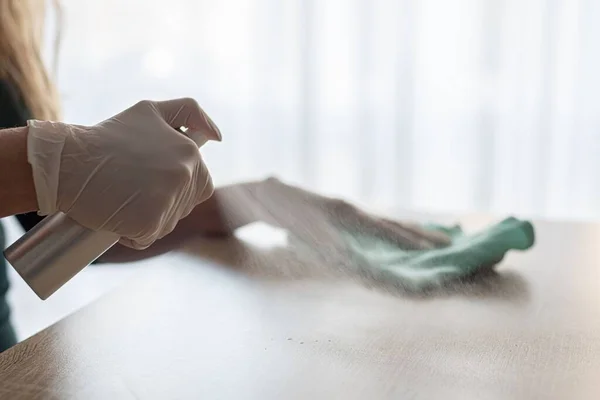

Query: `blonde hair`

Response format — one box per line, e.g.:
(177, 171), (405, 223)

(0, 0), (62, 121)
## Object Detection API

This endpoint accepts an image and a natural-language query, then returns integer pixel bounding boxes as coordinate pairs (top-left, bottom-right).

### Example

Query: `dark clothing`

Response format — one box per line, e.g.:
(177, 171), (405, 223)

(0, 79), (48, 351)
(0, 228), (17, 350)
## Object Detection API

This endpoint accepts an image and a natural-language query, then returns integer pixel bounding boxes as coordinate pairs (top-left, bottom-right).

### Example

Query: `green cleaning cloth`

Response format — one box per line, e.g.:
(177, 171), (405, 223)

(339, 217), (535, 291)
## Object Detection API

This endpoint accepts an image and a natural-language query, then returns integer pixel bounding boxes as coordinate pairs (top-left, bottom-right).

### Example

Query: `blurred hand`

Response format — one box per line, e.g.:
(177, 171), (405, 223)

(251, 177), (451, 252)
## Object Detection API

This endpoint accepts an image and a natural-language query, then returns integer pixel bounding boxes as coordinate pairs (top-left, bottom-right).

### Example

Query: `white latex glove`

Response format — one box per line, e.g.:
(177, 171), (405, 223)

(27, 98), (221, 249)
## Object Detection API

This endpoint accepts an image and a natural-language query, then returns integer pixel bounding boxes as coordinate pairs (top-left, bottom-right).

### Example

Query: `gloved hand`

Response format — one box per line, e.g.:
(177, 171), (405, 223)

(27, 98), (221, 249)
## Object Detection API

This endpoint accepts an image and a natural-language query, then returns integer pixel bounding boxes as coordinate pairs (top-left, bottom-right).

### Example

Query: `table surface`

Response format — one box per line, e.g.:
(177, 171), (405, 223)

(0, 214), (599, 400)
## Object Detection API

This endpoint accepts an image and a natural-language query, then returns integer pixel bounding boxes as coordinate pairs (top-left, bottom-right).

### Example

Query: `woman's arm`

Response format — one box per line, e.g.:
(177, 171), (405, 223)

(0, 126), (38, 218)
(0, 80), (38, 218)
(97, 182), (261, 263)
(97, 178), (452, 264)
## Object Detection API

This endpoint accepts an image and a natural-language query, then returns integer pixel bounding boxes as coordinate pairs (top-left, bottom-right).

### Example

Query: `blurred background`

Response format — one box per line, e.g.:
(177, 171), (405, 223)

(4, 0), (600, 339)
(51, 0), (600, 220)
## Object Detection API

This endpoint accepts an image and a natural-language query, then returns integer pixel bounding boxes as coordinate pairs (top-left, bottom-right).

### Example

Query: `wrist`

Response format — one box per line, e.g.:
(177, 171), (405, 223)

(26, 120), (75, 216)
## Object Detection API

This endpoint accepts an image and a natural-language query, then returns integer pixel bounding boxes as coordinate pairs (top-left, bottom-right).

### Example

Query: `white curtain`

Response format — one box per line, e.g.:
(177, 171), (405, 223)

(50, 0), (600, 221)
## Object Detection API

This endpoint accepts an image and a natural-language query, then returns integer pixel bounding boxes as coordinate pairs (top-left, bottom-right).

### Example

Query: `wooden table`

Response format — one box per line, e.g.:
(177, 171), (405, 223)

(1, 215), (600, 399)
